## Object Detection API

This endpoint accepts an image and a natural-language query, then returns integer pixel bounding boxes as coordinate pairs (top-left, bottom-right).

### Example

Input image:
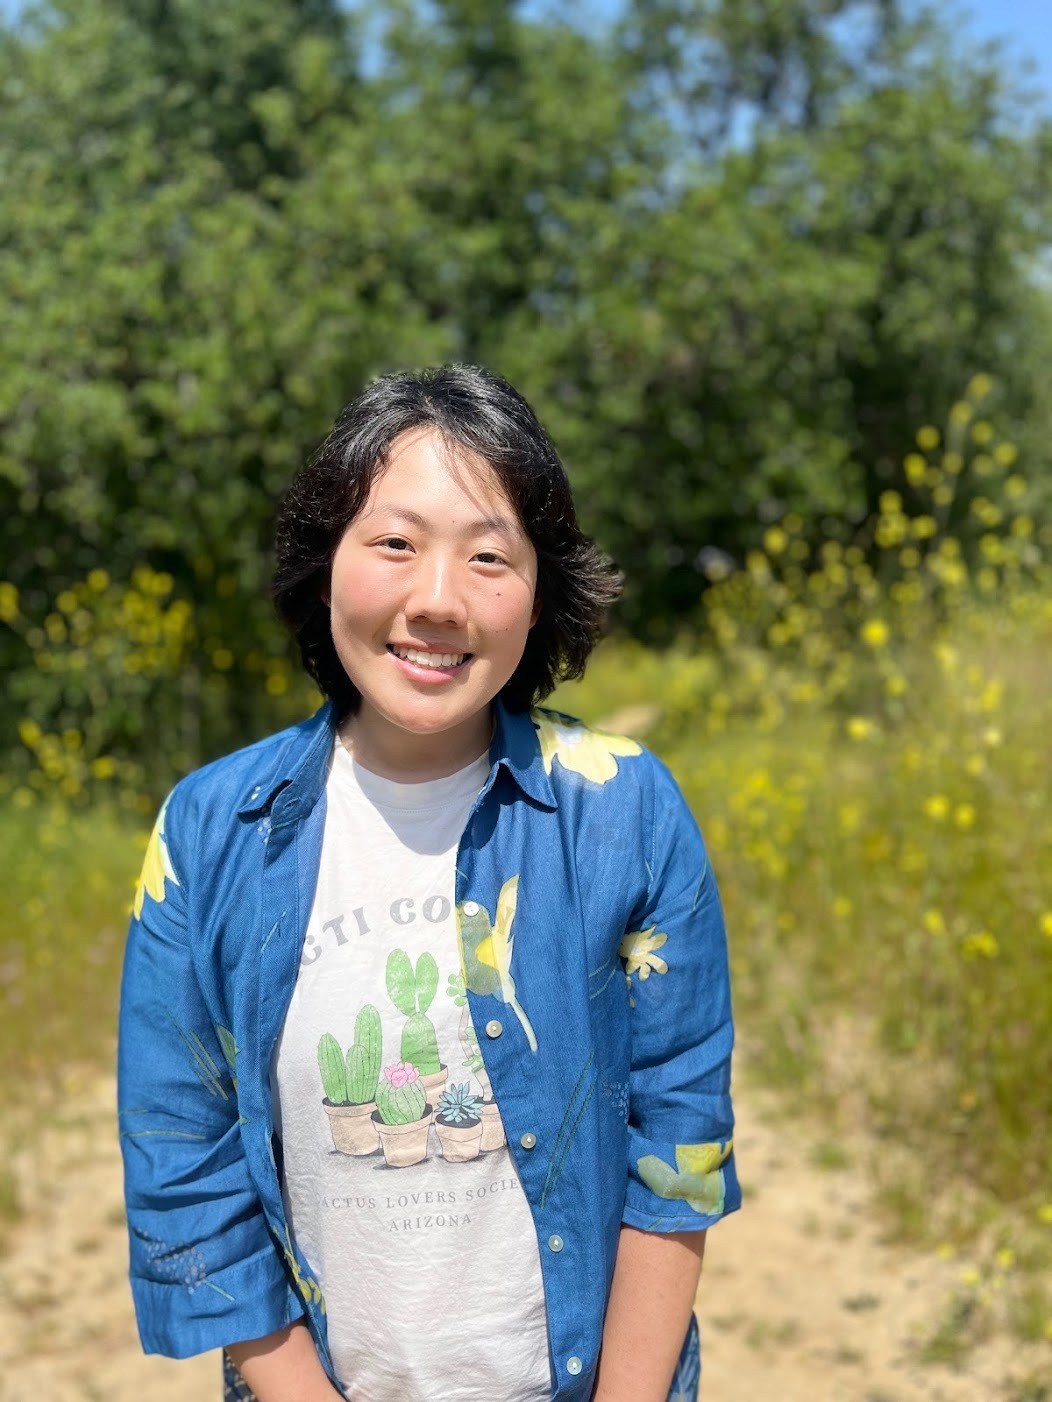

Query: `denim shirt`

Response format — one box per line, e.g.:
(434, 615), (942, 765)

(117, 700), (739, 1401)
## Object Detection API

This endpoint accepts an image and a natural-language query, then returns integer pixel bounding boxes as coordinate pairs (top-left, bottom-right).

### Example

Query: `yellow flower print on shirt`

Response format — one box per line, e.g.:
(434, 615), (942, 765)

(637, 1140), (733, 1217)
(133, 798), (179, 919)
(458, 875), (538, 1052)
(619, 926), (668, 980)
(531, 709), (641, 784)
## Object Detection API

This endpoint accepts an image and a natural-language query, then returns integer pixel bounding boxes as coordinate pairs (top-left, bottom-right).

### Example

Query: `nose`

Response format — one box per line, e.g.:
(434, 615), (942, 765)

(404, 551), (469, 629)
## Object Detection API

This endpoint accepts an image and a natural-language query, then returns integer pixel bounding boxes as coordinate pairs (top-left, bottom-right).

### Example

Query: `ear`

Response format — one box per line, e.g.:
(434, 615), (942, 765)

(529, 594), (541, 628)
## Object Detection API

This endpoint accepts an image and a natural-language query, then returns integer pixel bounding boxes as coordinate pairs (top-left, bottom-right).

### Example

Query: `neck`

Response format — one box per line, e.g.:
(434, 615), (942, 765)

(339, 709), (494, 783)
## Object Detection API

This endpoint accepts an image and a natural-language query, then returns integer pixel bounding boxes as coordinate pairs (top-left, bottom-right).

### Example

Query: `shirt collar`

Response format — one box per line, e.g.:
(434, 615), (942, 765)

(237, 696), (557, 821)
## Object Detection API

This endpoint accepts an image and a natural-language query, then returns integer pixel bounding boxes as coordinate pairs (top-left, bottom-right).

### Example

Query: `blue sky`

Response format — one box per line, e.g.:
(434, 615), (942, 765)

(3, 0), (1050, 100)
(958, 0), (1052, 97)
(541, 0), (1052, 105)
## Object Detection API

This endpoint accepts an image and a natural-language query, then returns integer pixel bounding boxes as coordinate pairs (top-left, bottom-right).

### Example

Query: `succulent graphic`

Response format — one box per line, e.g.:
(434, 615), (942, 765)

(457, 876), (537, 1052)
(375, 1061), (428, 1125)
(435, 1082), (483, 1127)
(386, 949), (441, 1075)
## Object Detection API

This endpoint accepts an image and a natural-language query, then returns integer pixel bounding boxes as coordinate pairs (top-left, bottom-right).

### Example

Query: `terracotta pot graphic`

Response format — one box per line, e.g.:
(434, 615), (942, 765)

(372, 1108), (433, 1168)
(478, 1099), (506, 1152)
(435, 1116), (483, 1162)
(418, 1065), (449, 1122)
(323, 1100), (380, 1156)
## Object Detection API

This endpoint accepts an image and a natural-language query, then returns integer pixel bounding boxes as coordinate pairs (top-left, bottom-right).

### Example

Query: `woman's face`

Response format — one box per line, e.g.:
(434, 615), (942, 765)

(327, 428), (540, 780)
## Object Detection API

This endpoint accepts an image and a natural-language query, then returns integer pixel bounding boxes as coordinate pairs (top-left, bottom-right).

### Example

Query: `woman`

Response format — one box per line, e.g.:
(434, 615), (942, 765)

(118, 365), (739, 1402)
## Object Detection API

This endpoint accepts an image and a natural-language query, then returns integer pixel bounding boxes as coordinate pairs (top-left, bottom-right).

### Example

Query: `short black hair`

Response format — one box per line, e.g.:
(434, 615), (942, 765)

(273, 364), (621, 714)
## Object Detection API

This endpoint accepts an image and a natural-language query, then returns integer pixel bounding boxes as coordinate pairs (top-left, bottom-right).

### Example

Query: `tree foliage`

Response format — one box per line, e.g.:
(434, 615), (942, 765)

(1, 0), (1049, 775)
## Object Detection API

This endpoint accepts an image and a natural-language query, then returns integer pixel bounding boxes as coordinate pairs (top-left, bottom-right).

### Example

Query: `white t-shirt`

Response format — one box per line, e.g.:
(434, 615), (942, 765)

(270, 740), (552, 1402)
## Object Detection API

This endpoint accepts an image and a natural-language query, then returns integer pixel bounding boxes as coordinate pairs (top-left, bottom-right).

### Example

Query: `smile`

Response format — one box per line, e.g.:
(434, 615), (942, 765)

(388, 645), (471, 669)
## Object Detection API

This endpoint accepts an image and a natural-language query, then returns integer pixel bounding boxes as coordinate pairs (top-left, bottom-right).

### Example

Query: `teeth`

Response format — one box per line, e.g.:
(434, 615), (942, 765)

(392, 647), (466, 669)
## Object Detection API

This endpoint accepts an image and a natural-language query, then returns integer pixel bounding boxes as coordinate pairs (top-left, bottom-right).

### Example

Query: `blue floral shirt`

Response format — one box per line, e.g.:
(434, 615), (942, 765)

(118, 700), (739, 1400)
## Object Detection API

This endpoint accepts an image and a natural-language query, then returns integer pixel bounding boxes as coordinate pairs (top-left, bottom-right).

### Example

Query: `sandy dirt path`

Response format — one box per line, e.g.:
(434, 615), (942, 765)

(0, 1069), (1045, 1401)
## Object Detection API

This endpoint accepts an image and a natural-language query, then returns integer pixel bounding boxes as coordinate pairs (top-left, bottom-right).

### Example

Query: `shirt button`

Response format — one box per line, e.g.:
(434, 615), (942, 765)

(462, 900), (480, 916)
(567, 1356), (582, 1376)
(520, 1132), (537, 1149)
(485, 1020), (503, 1038)
(548, 1234), (564, 1252)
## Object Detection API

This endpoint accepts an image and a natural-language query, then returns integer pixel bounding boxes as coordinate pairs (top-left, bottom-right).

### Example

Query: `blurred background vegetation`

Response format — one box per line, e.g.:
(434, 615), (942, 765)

(0, 0), (1050, 1361)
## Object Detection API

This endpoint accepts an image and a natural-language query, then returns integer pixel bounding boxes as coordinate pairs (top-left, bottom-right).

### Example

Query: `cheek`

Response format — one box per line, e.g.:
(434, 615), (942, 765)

(330, 559), (390, 625)
(486, 588), (537, 640)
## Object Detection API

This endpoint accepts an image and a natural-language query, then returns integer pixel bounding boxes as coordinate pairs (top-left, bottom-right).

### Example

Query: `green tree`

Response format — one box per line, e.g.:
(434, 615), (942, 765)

(1, 0), (1049, 781)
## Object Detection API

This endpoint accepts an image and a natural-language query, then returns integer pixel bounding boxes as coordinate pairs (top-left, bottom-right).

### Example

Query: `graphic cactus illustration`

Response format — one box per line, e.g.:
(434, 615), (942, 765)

(385, 949), (441, 1074)
(317, 1004), (382, 1106)
(317, 1032), (348, 1104)
(375, 1061), (428, 1125)
(345, 1004), (381, 1104)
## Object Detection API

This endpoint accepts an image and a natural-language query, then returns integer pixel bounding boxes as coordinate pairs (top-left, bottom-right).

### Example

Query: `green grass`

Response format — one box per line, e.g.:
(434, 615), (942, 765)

(553, 601), (1052, 1343)
(0, 801), (141, 1106)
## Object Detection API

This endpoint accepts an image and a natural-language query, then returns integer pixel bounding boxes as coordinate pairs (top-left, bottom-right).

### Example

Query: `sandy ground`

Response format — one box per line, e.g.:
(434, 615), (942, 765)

(0, 1069), (1046, 1402)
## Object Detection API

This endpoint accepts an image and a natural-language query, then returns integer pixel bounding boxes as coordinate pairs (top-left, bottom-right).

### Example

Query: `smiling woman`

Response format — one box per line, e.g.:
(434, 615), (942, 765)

(117, 366), (740, 1402)
(322, 428), (541, 780)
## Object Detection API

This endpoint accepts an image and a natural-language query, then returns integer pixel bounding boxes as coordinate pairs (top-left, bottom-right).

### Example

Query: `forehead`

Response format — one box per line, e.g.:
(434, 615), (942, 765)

(363, 427), (524, 528)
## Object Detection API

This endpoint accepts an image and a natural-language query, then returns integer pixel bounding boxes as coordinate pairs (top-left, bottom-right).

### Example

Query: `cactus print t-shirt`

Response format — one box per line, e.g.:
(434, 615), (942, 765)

(269, 738), (551, 1402)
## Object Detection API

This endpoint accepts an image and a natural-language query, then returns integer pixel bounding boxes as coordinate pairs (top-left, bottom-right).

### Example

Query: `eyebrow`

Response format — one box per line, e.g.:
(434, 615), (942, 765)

(360, 506), (521, 539)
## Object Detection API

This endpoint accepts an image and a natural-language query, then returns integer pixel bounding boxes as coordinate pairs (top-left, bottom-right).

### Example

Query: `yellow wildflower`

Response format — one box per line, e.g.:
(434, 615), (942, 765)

(846, 717), (874, 741)
(532, 710), (641, 785)
(916, 426), (940, 451)
(879, 490), (902, 515)
(832, 896), (853, 919)
(133, 799), (179, 919)
(970, 420), (994, 446)
(961, 931), (999, 961)
(1004, 474), (1026, 500)
(954, 804), (976, 830)
(619, 927), (669, 980)
(960, 1266), (981, 1287)
(923, 910), (945, 936)
(18, 718), (42, 748)
(923, 795), (949, 821)
(1040, 913), (1052, 939)
(860, 619), (889, 648)
(1037, 1204), (1052, 1225)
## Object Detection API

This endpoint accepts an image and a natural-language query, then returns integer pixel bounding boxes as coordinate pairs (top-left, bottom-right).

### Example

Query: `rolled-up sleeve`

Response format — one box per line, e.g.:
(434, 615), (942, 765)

(621, 756), (740, 1233)
(117, 787), (304, 1358)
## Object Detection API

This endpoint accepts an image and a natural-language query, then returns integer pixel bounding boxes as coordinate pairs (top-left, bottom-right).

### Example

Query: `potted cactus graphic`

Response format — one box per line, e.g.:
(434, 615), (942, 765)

(318, 1004), (382, 1155)
(386, 948), (447, 1117)
(434, 1082), (484, 1162)
(372, 1061), (432, 1168)
(446, 970), (506, 1151)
